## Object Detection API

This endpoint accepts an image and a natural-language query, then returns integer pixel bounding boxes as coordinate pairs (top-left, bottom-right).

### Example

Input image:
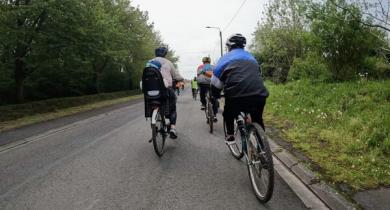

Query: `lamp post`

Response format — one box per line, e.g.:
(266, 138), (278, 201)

(205, 26), (223, 57)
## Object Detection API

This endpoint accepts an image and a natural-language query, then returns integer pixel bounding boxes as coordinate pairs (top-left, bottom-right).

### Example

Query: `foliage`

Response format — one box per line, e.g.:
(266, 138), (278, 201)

(0, 0), (176, 104)
(265, 80), (390, 190)
(251, 0), (389, 83)
(362, 56), (390, 79)
(310, 0), (386, 81)
(252, 0), (309, 83)
(289, 52), (331, 82)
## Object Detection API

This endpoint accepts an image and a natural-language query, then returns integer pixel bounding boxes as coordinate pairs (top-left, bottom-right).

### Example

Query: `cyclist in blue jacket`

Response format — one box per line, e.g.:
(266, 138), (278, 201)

(211, 34), (269, 144)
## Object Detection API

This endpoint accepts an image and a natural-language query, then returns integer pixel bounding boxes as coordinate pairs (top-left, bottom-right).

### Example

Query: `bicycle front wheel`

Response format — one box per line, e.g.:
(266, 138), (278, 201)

(246, 123), (274, 203)
(152, 110), (166, 157)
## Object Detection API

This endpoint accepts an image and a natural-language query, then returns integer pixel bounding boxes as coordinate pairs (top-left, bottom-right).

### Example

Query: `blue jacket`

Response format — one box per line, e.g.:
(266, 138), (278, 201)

(211, 48), (269, 98)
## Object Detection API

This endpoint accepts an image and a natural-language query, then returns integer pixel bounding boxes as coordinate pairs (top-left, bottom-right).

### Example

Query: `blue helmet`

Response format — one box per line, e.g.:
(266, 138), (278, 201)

(146, 60), (162, 70)
(155, 47), (168, 57)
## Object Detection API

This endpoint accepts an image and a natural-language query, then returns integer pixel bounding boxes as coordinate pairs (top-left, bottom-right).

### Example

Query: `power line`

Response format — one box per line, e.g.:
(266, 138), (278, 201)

(223, 0), (248, 32)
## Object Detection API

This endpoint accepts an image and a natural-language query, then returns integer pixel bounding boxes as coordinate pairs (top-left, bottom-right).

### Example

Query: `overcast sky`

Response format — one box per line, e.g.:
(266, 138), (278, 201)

(131, 0), (267, 79)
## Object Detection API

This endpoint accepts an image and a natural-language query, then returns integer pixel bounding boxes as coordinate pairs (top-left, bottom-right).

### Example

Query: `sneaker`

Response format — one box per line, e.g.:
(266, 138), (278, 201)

(225, 135), (235, 145)
(201, 105), (206, 110)
(213, 116), (218, 122)
(170, 128), (178, 139)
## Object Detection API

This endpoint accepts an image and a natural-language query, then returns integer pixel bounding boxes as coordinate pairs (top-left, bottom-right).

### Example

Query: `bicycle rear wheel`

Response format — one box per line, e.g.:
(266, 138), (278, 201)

(208, 100), (213, 133)
(152, 109), (166, 156)
(246, 123), (274, 203)
(223, 119), (244, 159)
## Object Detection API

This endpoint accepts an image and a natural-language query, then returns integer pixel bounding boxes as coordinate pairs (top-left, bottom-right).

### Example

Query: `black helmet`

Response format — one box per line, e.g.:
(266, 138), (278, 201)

(226, 33), (246, 50)
(155, 46), (168, 57)
(202, 57), (211, 63)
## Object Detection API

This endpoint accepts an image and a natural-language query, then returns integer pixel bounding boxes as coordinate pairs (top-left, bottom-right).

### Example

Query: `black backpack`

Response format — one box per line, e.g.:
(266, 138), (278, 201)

(142, 66), (167, 100)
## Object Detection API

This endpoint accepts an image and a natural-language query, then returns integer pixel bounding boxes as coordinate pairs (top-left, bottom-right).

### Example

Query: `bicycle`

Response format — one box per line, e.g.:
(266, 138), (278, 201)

(223, 112), (274, 203)
(148, 101), (169, 157)
(204, 90), (214, 133)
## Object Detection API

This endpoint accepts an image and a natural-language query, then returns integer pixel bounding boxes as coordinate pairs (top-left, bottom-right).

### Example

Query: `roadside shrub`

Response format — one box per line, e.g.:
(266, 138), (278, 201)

(289, 53), (331, 82)
(376, 59), (390, 79)
(362, 57), (390, 79)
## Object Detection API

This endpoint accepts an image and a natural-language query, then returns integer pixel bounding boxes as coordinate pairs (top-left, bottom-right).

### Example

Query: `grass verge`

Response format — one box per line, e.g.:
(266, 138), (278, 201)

(264, 80), (390, 191)
(0, 92), (142, 132)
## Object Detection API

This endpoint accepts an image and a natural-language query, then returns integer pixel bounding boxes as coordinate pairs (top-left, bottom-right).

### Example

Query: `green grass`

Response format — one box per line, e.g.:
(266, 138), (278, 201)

(0, 91), (142, 132)
(264, 80), (390, 191)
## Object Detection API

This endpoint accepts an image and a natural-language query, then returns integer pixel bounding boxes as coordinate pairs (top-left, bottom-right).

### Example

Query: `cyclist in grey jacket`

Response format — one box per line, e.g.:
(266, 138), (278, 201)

(150, 47), (183, 139)
(211, 34), (269, 144)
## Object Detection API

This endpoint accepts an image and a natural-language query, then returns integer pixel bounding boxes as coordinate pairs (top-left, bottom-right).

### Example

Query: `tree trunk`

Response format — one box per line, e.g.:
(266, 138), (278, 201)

(92, 58), (108, 93)
(15, 58), (26, 103)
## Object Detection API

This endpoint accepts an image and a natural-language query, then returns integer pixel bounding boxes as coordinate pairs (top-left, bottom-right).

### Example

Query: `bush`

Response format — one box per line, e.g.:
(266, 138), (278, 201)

(362, 57), (390, 79)
(289, 53), (331, 82)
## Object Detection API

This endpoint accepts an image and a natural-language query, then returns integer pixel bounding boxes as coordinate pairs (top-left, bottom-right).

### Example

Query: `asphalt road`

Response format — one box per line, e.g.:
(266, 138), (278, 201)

(0, 88), (307, 210)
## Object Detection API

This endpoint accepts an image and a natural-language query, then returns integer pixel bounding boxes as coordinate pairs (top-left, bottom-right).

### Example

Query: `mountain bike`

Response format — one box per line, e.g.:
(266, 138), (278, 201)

(204, 90), (214, 133)
(223, 112), (274, 203)
(148, 101), (169, 157)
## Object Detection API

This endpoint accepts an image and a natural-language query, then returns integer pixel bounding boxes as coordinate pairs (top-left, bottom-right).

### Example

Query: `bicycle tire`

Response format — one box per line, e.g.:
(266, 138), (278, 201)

(223, 119), (244, 159)
(152, 111), (166, 157)
(208, 100), (213, 133)
(246, 123), (274, 203)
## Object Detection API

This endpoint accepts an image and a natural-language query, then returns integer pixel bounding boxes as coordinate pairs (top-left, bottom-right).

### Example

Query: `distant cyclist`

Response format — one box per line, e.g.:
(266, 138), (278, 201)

(211, 34), (269, 144)
(191, 77), (198, 100)
(197, 57), (218, 122)
(150, 46), (184, 139)
(175, 81), (181, 96)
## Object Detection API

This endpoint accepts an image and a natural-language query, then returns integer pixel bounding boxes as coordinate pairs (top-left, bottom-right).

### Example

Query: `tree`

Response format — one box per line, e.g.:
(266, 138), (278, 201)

(310, 0), (386, 80)
(0, 0), (176, 103)
(251, 0), (309, 83)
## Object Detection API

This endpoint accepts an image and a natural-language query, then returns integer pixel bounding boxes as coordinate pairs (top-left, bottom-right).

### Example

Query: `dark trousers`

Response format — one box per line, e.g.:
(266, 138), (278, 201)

(167, 88), (177, 125)
(199, 83), (218, 114)
(223, 96), (266, 135)
(192, 88), (198, 97)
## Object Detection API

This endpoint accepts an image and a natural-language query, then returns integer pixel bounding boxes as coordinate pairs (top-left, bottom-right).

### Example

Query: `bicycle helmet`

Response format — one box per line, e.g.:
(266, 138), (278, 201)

(155, 46), (168, 57)
(226, 33), (246, 50)
(202, 57), (211, 63)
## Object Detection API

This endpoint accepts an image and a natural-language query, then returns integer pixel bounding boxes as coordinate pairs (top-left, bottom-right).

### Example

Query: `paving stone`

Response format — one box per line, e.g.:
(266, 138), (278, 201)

(267, 137), (283, 153)
(310, 182), (356, 210)
(353, 187), (390, 210)
(274, 150), (299, 168)
(291, 163), (319, 185)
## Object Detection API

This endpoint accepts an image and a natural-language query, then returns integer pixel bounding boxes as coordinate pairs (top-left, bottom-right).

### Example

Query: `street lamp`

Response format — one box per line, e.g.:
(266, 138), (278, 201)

(205, 26), (223, 58)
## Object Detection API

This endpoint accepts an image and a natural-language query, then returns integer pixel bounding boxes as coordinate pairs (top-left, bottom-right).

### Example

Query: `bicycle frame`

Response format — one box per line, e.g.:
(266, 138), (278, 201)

(236, 112), (263, 166)
(151, 107), (159, 125)
(236, 112), (249, 160)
